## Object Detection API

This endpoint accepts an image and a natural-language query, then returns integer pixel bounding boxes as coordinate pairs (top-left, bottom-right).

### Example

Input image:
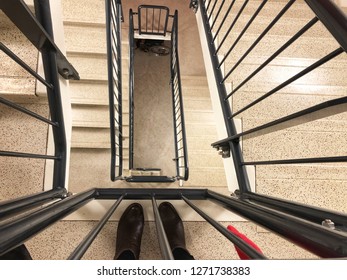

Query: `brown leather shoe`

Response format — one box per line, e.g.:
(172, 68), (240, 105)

(114, 203), (144, 260)
(158, 202), (187, 252)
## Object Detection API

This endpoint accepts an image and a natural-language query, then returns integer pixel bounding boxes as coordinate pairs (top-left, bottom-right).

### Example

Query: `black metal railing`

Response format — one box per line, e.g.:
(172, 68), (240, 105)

(106, 0), (123, 181)
(129, 9), (135, 170)
(193, 0), (347, 257)
(2, 187), (347, 259)
(134, 5), (171, 37)
(0, 0), (78, 191)
(170, 11), (189, 181)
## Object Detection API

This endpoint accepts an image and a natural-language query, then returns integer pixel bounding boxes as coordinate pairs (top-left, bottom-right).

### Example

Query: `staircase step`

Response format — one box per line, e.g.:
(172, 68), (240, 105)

(1, 13), (37, 98)
(234, 92), (347, 124)
(220, 0), (315, 21)
(187, 135), (219, 151)
(189, 150), (224, 168)
(69, 149), (129, 192)
(224, 58), (347, 88)
(181, 85), (211, 98)
(185, 167), (228, 187)
(181, 76), (209, 88)
(242, 128), (347, 162)
(218, 12), (331, 39)
(69, 79), (129, 105)
(184, 110), (216, 124)
(185, 123), (218, 136)
(66, 53), (129, 81)
(71, 127), (130, 149)
(62, 0), (106, 24)
(64, 22), (129, 54)
(218, 32), (340, 63)
(72, 105), (129, 127)
(183, 97), (213, 111)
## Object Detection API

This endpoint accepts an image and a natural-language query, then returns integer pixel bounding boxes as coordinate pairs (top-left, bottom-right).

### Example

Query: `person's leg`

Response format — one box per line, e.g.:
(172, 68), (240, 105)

(158, 202), (195, 260)
(114, 203), (144, 260)
(0, 244), (32, 260)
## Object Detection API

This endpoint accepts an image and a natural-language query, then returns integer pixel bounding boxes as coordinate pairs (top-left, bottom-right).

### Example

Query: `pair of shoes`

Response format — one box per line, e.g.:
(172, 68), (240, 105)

(114, 202), (188, 259)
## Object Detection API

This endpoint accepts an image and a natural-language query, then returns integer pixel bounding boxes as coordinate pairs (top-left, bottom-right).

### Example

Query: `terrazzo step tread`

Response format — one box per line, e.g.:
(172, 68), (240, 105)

(185, 123), (218, 136)
(218, 33), (341, 62)
(218, 0), (315, 21)
(71, 127), (129, 146)
(187, 135), (219, 151)
(242, 129), (347, 162)
(72, 105), (129, 127)
(69, 80), (129, 105)
(182, 97), (214, 111)
(180, 76), (209, 88)
(256, 177), (347, 214)
(224, 60), (347, 87)
(218, 13), (333, 39)
(181, 86), (211, 98)
(64, 23), (129, 54)
(68, 149), (160, 192)
(66, 53), (129, 81)
(229, 82), (347, 97)
(185, 167), (228, 187)
(184, 110), (216, 124)
(62, 0), (107, 24)
(71, 142), (111, 149)
(0, 77), (36, 99)
(189, 150), (224, 168)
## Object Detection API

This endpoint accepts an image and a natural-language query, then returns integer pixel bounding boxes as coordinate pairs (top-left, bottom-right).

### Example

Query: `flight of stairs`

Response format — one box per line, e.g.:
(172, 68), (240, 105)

(1, 0), (346, 260)
(212, 0), (347, 213)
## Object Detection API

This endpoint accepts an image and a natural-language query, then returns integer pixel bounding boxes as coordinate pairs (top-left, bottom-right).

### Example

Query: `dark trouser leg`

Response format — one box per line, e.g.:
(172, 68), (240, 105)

(0, 244), (32, 260)
(173, 248), (195, 260)
(114, 250), (136, 260)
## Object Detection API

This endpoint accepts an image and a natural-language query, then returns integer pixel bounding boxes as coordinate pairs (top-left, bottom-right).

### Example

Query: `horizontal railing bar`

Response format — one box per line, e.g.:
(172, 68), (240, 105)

(218, 0), (268, 67)
(229, 47), (344, 117)
(241, 192), (347, 228)
(215, 0), (250, 55)
(0, 189), (96, 256)
(95, 188), (208, 200)
(242, 156), (347, 166)
(207, 190), (347, 258)
(151, 197), (174, 260)
(0, 150), (59, 160)
(0, 97), (58, 127)
(0, 189), (66, 220)
(182, 196), (267, 259)
(212, 96), (347, 147)
(68, 194), (125, 260)
(0, 43), (53, 89)
(225, 17), (319, 97)
(222, 0), (296, 83)
(0, 0), (79, 80)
